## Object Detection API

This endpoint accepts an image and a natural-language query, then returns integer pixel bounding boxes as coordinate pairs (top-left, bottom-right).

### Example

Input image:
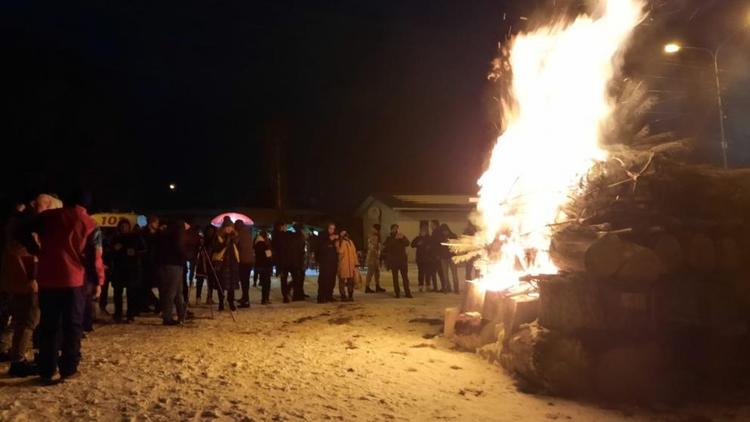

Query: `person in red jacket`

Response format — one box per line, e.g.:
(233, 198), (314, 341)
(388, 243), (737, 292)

(25, 190), (104, 384)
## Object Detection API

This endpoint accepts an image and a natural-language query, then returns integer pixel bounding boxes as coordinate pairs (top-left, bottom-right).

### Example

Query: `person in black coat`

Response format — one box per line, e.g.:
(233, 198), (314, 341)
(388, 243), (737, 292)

(141, 216), (162, 313)
(315, 223), (339, 303)
(254, 231), (273, 304)
(272, 222), (292, 302)
(156, 220), (190, 325)
(410, 223), (431, 293)
(110, 219), (145, 323)
(383, 224), (412, 298)
(285, 223), (307, 302)
(428, 219), (447, 292)
(212, 220), (239, 311)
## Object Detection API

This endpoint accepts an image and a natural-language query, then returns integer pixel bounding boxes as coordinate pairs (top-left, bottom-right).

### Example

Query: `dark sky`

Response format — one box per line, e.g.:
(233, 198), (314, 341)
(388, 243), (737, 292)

(2, 0), (513, 213)
(2, 0), (748, 213)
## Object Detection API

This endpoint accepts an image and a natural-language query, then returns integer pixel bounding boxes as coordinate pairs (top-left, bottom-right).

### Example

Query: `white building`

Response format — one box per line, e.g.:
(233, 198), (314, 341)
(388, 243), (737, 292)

(356, 194), (475, 263)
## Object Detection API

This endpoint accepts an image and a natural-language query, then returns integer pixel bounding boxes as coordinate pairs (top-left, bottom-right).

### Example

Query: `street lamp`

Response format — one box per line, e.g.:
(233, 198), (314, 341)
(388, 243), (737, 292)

(664, 41), (728, 168)
(169, 183), (176, 191)
(663, 43), (681, 54)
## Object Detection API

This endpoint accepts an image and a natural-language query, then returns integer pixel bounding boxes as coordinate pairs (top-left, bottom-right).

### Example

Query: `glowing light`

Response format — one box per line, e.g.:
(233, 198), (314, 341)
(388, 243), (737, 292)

(663, 43), (681, 54)
(169, 183), (176, 191)
(471, 0), (645, 292)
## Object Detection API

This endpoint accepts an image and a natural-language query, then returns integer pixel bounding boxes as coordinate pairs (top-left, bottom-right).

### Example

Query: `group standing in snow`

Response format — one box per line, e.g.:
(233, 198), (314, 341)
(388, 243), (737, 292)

(0, 192), (465, 383)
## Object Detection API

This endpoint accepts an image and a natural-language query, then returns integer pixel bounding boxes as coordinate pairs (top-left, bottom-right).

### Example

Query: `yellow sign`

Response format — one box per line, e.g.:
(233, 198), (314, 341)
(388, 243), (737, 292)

(92, 213), (138, 228)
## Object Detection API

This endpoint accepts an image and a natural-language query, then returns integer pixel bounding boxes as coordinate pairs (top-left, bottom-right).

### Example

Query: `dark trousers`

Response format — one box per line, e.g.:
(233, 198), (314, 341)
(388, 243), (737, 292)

(253, 266), (260, 286)
(338, 277), (354, 299)
(113, 284), (137, 320)
(428, 260), (445, 291)
(144, 288), (160, 312)
(258, 268), (272, 302)
(291, 268), (305, 300)
(217, 288), (235, 308)
(98, 280), (109, 311)
(317, 263), (337, 302)
(82, 283), (96, 332)
(417, 262), (428, 287)
(391, 265), (411, 297)
(38, 287), (85, 378)
(239, 263), (253, 303)
(278, 267), (291, 299)
(195, 276), (207, 301)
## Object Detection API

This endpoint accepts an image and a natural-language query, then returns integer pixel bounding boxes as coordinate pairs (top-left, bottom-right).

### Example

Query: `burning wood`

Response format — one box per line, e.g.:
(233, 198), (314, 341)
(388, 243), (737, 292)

(451, 0), (647, 294)
(443, 0), (750, 401)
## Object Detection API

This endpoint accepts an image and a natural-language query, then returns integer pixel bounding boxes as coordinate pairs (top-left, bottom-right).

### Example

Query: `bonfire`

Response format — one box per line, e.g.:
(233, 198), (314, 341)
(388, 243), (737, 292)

(448, 0), (750, 402)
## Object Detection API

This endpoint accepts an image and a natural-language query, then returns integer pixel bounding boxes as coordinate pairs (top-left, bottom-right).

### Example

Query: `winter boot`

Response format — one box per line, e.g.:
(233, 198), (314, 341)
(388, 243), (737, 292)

(8, 360), (38, 377)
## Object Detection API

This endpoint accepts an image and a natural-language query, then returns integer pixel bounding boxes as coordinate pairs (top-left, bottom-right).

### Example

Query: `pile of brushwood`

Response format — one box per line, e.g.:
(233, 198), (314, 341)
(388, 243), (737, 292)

(550, 140), (750, 283)
(482, 141), (750, 402)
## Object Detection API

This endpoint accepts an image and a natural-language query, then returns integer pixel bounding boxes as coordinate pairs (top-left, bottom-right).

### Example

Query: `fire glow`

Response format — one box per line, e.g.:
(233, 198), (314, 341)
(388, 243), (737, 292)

(472, 0), (644, 292)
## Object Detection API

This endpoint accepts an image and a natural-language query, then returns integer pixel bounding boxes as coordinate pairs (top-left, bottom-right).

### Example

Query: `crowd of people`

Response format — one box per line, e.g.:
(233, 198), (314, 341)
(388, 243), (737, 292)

(0, 190), (471, 384)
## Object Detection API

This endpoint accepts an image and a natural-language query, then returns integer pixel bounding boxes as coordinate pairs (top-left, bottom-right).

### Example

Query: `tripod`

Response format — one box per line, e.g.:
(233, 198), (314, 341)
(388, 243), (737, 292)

(196, 244), (237, 322)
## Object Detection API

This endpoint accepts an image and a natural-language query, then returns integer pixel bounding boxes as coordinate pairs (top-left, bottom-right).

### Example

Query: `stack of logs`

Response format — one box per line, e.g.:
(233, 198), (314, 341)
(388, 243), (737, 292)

(452, 143), (750, 402)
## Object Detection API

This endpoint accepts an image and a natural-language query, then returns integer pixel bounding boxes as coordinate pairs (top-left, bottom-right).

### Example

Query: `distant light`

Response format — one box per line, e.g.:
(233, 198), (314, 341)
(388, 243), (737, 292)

(663, 43), (681, 54)
(169, 183), (176, 191)
(313, 230), (319, 236)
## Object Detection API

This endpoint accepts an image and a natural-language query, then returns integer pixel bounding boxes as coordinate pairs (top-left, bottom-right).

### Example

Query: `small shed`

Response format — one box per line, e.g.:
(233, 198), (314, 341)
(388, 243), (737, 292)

(355, 194), (476, 263)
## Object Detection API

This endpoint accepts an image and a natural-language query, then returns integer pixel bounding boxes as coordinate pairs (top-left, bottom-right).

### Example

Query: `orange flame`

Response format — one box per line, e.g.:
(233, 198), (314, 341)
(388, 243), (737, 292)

(473, 0), (644, 292)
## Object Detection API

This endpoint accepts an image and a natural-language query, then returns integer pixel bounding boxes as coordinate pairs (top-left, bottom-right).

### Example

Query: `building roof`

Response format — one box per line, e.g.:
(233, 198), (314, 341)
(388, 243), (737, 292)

(356, 193), (476, 215)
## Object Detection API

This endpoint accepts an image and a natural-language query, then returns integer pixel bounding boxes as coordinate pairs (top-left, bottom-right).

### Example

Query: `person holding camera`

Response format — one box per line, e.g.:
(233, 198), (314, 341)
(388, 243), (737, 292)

(212, 220), (240, 311)
(382, 224), (412, 298)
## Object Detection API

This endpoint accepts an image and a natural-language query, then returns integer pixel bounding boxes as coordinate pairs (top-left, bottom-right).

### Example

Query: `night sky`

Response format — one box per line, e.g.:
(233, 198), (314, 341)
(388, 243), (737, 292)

(2, 0), (748, 214)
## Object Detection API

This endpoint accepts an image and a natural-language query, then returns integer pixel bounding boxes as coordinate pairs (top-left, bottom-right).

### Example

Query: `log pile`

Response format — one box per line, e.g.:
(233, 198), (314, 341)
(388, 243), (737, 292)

(470, 143), (750, 401)
(551, 142), (750, 282)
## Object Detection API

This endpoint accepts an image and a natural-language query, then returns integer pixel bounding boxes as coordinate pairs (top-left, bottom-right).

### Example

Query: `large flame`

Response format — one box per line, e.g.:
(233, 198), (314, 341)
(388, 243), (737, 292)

(473, 0), (644, 292)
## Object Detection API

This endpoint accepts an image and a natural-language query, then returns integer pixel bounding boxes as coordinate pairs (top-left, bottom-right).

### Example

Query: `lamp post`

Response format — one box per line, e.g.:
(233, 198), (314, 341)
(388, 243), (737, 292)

(663, 42), (729, 168)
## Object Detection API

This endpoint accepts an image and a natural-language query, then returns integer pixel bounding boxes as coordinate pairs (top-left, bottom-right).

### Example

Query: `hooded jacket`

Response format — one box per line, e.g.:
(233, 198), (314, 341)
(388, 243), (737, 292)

(29, 205), (104, 289)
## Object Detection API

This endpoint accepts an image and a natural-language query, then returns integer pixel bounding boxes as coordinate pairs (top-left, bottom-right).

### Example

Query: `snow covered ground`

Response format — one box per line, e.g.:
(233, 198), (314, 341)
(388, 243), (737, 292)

(1, 270), (749, 421)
